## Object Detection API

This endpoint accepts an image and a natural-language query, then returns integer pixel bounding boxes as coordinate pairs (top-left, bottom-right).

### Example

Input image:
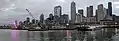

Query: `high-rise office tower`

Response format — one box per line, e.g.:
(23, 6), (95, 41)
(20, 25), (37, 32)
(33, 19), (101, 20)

(36, 20), (38, 24)
(14, 20), (18, 28)
(54, 15), (60, 23)
(90, 6), (93, 16)
(54, 6), (62, 17)
(87, 7), (89, 17)
(106, 9), (108, 15)
(23, 21), (26, 25)
(76, 13), (83, 23)
(19, 21), (23, 28)
(40, 14), (44, 23)
(32, 19), (35, 24)
(19, 21), (23, 26)
(49, 13), (54, 20)
(87, 6), (93, 17)
(96, 10), (98, 21)
(97, 4), (107, 21)
(15, 20), (18, 26)
(60, 15), (65, 23)
(104, 8), (113, 20)
(26, 17), (30, 22)
(78, 9), (84, 16)
(60, 14), (69, 24)
(60, 14), (69, 23)
(71, 1), (76, 23)
(108, 2), (112, 16)
(63, 14), (69, 23)
(26, 17), (30, 25)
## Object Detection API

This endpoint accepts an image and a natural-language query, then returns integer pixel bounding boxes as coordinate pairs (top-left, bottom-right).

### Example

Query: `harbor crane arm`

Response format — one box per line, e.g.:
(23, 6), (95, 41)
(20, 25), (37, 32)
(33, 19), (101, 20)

(26, 9), (35, 19)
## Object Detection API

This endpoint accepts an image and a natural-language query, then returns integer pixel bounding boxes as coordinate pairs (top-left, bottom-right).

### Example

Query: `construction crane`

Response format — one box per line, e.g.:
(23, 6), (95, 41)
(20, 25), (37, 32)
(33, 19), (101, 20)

(26, 9), (35, 19)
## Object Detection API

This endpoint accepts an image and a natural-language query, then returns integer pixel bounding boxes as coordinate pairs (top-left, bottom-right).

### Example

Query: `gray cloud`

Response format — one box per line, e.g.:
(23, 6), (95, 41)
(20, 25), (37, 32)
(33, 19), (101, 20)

(0, 0), (118, 25)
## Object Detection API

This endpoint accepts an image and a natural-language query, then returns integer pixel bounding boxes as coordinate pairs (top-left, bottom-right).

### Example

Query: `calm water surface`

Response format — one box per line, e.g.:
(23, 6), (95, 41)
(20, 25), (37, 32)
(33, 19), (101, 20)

(0, 28), (119, 41)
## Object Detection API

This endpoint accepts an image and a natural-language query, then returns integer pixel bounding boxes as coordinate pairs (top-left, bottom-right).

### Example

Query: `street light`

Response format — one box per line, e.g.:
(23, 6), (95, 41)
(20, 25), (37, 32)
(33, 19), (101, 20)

(66, 23), (69, 26)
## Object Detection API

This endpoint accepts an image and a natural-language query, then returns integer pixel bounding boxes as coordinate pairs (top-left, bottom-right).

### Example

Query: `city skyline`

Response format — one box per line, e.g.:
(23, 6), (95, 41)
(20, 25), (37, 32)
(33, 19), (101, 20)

(0, 0), (118, 25)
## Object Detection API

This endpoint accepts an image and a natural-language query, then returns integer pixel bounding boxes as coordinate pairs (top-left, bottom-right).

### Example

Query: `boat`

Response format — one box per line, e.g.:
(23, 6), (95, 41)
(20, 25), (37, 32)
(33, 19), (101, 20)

(76, 26), (92, 31)
(28, 27), (48, 31)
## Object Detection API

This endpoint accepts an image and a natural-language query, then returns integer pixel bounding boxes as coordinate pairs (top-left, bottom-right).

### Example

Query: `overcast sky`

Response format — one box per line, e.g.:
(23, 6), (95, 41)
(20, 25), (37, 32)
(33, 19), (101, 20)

(0, 0), (118, 25)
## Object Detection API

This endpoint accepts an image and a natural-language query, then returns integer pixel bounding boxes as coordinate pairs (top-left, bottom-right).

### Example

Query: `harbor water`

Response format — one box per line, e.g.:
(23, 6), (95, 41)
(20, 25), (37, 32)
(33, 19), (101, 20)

(0, 28), (119, 41)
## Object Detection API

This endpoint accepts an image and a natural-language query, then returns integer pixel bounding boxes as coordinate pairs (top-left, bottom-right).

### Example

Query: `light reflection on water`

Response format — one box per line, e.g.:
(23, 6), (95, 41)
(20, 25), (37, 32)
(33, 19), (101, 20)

(11, 30), (19, 41)
(27, 28), (117, 41)
(0, 28), (119, 41)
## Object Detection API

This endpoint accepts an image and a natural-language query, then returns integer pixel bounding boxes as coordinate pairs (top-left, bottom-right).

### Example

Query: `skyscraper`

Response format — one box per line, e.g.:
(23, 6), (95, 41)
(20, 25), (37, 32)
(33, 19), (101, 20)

(26, 17), (30, 22)
(36, 20), (38, 24)
(49, 13), (54, 20)
(32, 19), (35, 24)
(60, 14), (69, 23)
(71, 1), (76, 23)
(96, 10), (98, 21)
(90, 6), (93, 16)
(87, 6), (93, 17)
(108, 2), (112, 16)
(76, 13), (83, 23)
(106, 9), (108, 15)
(60, 15), (65, 23)
(54, 15), (60, 24)
(26, 17), (30, 25)
(40, 14), (44, 23)
(54, 5), (62, 17)
(63, 14), (69, 23)
(15, 20), (18, 27)
(78, 9), (84, 16)
(19, 21), (23, 26)
(104, 8), (113, 20)
(18, 21), (23, 29)
(87, 7), (89, 17)
(97, 4), (107, 21)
